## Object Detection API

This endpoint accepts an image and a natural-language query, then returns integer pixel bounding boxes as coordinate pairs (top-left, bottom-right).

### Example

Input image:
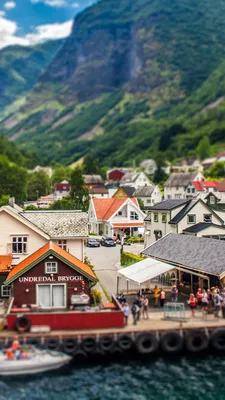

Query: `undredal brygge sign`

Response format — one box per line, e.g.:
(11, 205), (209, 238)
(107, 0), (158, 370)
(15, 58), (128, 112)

(18, 276), (83, 283)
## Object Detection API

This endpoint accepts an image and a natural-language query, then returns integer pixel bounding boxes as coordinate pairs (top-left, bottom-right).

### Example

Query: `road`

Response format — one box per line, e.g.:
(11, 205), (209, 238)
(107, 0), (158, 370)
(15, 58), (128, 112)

(85, 244), (144, 296)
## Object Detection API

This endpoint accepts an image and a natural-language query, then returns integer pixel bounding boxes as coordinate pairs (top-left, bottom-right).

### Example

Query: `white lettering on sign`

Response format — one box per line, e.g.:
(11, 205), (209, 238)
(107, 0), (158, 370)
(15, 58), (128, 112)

(18, 276), (83, 283)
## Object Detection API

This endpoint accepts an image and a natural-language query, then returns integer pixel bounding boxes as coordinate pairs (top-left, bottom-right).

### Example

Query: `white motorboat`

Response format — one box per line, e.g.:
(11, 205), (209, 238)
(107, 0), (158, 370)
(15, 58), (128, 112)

(0, 348), (72, 376)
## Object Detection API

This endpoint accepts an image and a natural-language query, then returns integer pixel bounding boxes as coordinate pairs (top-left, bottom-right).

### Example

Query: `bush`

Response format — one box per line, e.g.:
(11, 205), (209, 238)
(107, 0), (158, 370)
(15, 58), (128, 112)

(121, 251), (144, 267)
(90, 289), (102, 305)
(126, 237), (144, 244)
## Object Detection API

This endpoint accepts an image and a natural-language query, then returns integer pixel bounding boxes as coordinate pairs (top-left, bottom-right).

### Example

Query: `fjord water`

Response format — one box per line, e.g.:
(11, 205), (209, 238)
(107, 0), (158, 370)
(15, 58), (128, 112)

(1, 356), (223, 400)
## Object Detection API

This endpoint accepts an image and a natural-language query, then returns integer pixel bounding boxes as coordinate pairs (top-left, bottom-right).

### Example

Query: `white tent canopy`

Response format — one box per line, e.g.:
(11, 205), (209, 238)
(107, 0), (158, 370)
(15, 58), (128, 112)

(118, 258), (174, 285)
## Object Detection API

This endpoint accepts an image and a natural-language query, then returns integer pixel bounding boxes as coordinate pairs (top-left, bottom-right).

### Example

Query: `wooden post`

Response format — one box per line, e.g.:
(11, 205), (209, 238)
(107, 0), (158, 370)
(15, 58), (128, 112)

(117, 275), (120, 295)
(126, 279), (129, 295)
(191, 274), (193, 292)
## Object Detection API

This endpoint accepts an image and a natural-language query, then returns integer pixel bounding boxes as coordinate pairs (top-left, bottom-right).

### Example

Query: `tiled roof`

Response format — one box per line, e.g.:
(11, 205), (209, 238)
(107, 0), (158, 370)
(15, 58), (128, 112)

(111, 222), (144, 228)
(192, 180), (219, 191)
(169, 199), (198, 224)
(133, 186), (154, 197)
(5, 241), (96, 285)
(146, 199), (189, 214)
(120, 172), (139, 184)
(0, 255), (12, 272)
(20, 210), (88, 238)
(142, 233), (225, 276)
(88, 186), (108, 195)
(164, 172), (199, 187)
(192, 181), (204, 191)
(183, 222), (225, 233)
(92, 198), (139, 220)
(84, 175), (104, 185)
(119, 186), (136, 197)
(218, 178), (225, 192)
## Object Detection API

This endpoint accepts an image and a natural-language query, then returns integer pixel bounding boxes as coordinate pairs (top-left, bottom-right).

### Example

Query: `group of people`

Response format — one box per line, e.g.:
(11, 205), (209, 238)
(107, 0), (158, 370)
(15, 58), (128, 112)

(5, 336), (29, 360)
(189, 287), (225, 317)
(118, 294), (149, 325)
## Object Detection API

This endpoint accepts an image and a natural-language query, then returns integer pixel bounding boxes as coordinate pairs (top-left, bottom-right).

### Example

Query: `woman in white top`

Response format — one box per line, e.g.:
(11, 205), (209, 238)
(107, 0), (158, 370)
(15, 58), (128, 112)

(201, 289), (208, 311)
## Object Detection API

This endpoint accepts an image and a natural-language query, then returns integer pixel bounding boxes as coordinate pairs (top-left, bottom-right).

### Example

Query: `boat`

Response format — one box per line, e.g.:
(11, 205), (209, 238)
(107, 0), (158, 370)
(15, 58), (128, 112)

(0, 348), (72, 376)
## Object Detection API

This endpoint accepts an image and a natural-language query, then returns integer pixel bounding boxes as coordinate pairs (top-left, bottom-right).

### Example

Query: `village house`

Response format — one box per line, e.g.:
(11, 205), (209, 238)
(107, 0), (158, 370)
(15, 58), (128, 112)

(84, 175), (109, 198)
(172, 158), (203, 173)
(88, 197), (146, 237)
(185, 180), (219, 199)
(4, 241), (97, 310)
(53, 180), (71, 201)
(144, 198), (224, 247)
(142, 233), (225, 290)
(139, 159), (157, 175)
(0, 203), (88, 266)
(120, 171), (153, 189)
(164, 172), (205, 199)
(113, 186), (136, 199)
(133, 185), (162, 208)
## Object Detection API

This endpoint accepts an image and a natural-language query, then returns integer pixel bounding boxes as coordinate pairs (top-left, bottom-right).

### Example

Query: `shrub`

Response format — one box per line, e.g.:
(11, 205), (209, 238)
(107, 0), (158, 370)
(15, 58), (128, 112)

(126, 237), (144, 244)
(90, 289), (102, 305)
(121, 251), (144, 267)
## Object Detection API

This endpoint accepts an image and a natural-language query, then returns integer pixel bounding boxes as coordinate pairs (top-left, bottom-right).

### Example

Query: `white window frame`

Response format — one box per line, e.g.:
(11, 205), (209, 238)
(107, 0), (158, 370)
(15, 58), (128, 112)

(209, 196), (215, 205)
(154, 213), (158, 223)
(11, 236), (28, 254)
(204, 214), (212, 223)
(187, 214), (196, 224)
(130, 211), (139, 221)
(36, 283), (66, 309)
(162, 214), (167, 223)
(45, 261), (58, 274)
(1, 285), (11, 298)
(57, 240), (67, 251)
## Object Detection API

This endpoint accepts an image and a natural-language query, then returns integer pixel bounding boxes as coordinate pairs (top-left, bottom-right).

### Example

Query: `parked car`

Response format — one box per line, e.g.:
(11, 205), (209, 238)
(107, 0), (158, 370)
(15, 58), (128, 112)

(87, 239), (101, 248)
(101, 237), (116, 247)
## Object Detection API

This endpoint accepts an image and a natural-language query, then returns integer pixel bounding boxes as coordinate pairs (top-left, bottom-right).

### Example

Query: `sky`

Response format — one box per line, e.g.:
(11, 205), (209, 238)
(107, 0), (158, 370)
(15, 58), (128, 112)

(0, 0), (97, 49)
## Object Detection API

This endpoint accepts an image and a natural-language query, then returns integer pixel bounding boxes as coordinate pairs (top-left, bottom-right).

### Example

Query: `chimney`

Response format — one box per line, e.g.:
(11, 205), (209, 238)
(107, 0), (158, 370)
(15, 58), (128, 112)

(9, 197), (15, 208)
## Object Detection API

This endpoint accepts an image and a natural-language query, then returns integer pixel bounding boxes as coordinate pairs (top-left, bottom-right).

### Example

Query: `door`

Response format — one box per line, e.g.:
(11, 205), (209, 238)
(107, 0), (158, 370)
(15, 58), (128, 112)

(52, 285), (65, 307)
(38, 285), (51, 308)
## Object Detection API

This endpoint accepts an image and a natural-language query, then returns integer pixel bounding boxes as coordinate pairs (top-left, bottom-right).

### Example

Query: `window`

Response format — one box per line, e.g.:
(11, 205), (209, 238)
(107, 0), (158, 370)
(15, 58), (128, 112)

(45, 262), (58, 274)
(175, 194), (181, 199)
(192, 188), (195, 193)
(1, 285), (11, 297)
(130, 212), (139, 220)
(162, 214), (167, 223)
(57, 240), (67, 251)
(11, 236), (27, 254)
(209, 196), (215, 205)
(118, 211), (123, 216)
(187, 214), (196, 224)
(154, 230), (162, 240)
(154, 214), (158, 222)
(146, 199), (151, 204)
(204, 214), (212, 223)
(37, 284), (66, 308)
(187, 188), (191, 193)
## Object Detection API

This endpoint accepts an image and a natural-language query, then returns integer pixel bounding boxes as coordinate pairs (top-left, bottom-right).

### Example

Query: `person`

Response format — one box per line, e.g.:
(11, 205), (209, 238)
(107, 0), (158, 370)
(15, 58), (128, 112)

(171, 285), (178, 302)
(214, 289), (223, 318)
(207, 289), (213, 311)
(11, 336), (20, 352)
(189, 293), (197, 317)
(196, 288), (203, 309)
(123, 303), (130, 325)
(153, 285), (160, 307)
(201, 289), (208, 311)
(160, 288), (166, 308)
(131, 302), (139, 325)
(136, 295), (143, 321)
(142, 296), (149, 319)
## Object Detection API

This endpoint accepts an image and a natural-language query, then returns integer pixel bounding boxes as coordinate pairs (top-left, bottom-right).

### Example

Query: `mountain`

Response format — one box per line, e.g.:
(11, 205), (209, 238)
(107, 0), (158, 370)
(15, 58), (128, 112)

(2, 0), (225, 165)
(0, 40), (63, 117)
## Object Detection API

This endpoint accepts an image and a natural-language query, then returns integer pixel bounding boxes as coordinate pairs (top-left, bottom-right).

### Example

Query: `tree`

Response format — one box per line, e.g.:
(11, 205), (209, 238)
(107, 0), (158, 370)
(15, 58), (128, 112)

(0, 195), (9, 207)
(51, 165), (71, 185)
(50, 197), (78, 210)
(197, 136), (211, 160)
(27, 170), (50, 201)
(0, 156), (28, 205)
(153, 152), (168, 184)
(206, 162), (225, 179)
(70, 168), (90, 211)
(82, 155), (101, 175)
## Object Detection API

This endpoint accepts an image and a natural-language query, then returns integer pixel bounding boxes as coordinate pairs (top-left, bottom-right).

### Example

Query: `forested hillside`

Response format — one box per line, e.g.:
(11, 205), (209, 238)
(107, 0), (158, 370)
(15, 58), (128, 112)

(1, 0), (225, 165)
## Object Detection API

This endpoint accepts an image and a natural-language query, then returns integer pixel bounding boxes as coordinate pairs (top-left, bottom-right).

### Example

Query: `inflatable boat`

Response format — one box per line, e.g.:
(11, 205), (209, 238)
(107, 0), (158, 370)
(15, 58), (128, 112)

(0, 348), (72, 376)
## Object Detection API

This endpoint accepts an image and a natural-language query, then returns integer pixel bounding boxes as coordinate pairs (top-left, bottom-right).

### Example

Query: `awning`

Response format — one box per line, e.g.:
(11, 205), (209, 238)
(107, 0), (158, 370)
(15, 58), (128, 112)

(111, 222), (144, 228)
(118, 257), (174, 284)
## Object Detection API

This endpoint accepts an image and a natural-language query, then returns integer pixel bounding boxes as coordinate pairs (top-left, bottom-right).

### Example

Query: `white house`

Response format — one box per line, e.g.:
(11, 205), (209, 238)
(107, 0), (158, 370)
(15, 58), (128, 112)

(144, 198), (224, 247)
(133, 185), (162, 208)
(120, 172), (153, 189)
(53, 180), (71, 201)
(0, 204), (88, 265)
(185, 180), (219, 199)
(88, 197), (146, 237)
(164, 172), (205, 199)
(139, 159), (157, 175)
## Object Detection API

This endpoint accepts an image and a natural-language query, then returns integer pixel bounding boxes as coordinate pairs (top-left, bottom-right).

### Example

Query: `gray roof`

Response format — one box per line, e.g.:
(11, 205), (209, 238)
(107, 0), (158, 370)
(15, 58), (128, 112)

(143, 233), (225, 276)
(164, 172), (199, 187)
(147, 199), (189, 211)
(20, 211), (88, 238)
(83, 175), (104, 185)
(120, 172), (139, 184)
(133, 186), (154, 197)
(120, 186), (136, 197)
(183, 222), (225, 233)
(169, 199), (198, 224)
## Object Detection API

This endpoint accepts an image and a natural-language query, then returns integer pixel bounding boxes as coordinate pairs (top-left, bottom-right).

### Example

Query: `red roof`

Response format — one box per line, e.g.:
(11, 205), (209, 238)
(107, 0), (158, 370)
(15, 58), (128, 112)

(5, 241), (96, 284)
(0, 255), (12, 272)
(218, 178), (225, 192)
(54, 183), (71, 191)
(89, 187), (109, 195)
(92, 198), (139, 220)
(192, 180), (219, 191)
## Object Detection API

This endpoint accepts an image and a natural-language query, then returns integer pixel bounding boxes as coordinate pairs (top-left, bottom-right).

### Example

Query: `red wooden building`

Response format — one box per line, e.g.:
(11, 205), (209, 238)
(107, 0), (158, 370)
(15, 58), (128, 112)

(5, 242), (124, 330)
(107, 169), (125, 182)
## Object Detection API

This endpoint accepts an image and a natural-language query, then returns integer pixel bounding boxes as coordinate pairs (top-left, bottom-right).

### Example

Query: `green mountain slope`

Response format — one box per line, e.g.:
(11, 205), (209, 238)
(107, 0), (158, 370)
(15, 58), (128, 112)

(0, 40), (63, 114)
(2, 0), (225, 165)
